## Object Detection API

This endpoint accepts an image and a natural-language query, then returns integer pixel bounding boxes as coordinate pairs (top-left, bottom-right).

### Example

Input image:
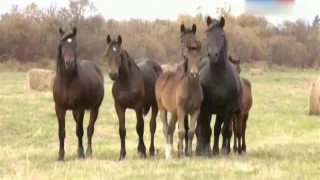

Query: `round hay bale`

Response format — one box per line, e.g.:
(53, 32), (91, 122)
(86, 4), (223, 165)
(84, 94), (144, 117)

(250, 68), (264, 76)
(25, 68), (56, 91)
(308, 77), (320, 115)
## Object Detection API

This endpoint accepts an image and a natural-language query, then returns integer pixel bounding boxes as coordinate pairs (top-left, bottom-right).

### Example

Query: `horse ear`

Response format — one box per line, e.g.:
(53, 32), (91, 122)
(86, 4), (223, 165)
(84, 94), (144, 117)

(220, 16), (225, 28)
(192, 24), (197, 34)
(180, 23), (185, 33)
(206, 16), (213, 26)
(106, 34), (112, 44)
(72, 27), (77, 36)
(59, 27), (65, 36)
(117, 35), (122, 46)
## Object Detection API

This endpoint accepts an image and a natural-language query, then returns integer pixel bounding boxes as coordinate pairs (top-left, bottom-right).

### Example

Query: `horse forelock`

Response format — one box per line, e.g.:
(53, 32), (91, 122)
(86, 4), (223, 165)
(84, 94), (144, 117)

(205, 19), (220, 33)
(60, 31), (75, 41)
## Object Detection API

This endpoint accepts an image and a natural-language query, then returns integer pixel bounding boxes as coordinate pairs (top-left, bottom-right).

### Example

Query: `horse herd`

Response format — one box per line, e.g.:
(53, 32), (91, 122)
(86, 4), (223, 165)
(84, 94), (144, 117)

(52, 16), (253, 161)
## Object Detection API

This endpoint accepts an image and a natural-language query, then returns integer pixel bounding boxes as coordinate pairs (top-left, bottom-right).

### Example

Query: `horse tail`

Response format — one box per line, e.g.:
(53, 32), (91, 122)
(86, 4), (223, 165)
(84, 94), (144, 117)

(143, 106), (151, 116)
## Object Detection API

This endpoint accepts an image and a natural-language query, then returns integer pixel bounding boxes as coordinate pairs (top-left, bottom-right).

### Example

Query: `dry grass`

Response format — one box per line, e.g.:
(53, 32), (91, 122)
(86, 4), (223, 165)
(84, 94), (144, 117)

(0, 70), (320, 180)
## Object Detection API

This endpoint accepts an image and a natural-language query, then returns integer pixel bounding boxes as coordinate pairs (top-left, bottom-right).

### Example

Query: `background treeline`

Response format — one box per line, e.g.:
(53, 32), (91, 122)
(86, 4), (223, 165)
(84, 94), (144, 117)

(0, 0), (320, 70)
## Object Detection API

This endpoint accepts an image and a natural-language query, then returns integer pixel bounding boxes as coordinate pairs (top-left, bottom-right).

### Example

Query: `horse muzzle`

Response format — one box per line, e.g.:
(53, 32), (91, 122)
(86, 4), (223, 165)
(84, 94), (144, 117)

(109, 72), (118, 80)
(190, 70), (199, 78)
(65, 61), (75, 70)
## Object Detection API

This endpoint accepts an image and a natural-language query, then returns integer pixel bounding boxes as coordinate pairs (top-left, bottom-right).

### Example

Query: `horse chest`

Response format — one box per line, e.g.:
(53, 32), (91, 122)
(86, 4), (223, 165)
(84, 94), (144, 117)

(112, 83), (143, 108)
(178, 83), (203, 113)
(54, 88), (86, 109)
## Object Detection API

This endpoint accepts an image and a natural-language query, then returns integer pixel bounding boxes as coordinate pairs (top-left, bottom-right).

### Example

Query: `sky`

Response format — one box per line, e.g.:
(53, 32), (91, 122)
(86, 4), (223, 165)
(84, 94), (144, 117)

(0, 0), (319, 25)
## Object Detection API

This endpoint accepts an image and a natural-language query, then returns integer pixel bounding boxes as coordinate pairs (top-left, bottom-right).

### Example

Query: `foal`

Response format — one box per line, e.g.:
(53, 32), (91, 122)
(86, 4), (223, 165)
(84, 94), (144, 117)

(105, 34), (163, 160)
(155, 41), (203, 160)
(53, 27), (105, 161)
(229, 56), (253, 154)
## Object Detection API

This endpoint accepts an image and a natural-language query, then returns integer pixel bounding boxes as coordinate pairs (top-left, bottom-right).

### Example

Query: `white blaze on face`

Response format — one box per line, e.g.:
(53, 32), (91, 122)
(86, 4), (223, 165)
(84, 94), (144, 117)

(67, 38), (72, 43)
(113, 47), (116, 51)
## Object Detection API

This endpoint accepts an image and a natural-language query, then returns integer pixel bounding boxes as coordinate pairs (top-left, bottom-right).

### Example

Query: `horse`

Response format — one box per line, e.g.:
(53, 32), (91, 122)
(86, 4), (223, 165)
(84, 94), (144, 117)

(52, 27), (105, 161)
(105, 34), (163, 161)
(195, 16), (243, 157)
(228, 56), (253, 155)
(155, 40), (203, 160)
(176, 23), (198, 154)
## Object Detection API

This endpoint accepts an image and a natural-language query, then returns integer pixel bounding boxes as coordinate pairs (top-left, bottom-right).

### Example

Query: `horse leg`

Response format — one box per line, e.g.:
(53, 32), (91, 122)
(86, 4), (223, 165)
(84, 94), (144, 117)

(242, 113), (249, 153)
(234, 109), (243, 155)
(149, 104), (158, 156)
(160, 109), (170, 160)
(184, 115), (189, 155)
(72, 111), (77, 123)
(55, 106), (66, 161)
(177, 107), (186, 158)
(196, 107), (212, 157)
(221, 111), (233, 155)
(115, 104), (126, 161)
(74, 109), (85, 159)
(168, 114), (178, 158)
(186, 109), (200, 157)
(213, 114), (223, 156)
(135, 108), (146, 158)
(232, 115), (238, 153)
(86, 107), (100, 158)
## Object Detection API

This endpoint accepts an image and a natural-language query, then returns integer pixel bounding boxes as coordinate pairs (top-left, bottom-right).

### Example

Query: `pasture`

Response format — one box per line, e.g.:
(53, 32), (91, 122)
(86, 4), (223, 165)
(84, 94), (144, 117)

(0, 70), (319, 180)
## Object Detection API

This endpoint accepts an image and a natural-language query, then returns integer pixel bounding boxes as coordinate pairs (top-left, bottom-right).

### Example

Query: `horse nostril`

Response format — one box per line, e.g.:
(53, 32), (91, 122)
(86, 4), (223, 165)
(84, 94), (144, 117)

(190, 71), (198, 78)
(215, 53), (219, 57)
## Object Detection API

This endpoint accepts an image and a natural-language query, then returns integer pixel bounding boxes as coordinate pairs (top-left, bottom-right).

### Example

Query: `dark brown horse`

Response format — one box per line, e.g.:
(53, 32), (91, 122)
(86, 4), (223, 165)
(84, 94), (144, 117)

(228, 56), (253, 155)
(53, 27), (105, 161)
(155, 41), (203, 160)
(105, 34), (163, 161)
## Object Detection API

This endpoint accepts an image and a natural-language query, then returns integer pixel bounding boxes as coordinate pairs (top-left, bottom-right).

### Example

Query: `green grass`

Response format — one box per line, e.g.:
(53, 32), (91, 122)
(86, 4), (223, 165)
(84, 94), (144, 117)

(0, 70), (320, 180)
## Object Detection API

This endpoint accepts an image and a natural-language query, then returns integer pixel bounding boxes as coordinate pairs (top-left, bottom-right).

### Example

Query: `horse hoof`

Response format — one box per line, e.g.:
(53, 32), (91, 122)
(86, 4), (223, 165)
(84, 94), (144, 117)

(149, 147), (155, 156)
(77, 148), (85, 160)
(221, 147), (229, 155)
(119, 156), (125, 161)
(58, 157), (64, 162)
(233, 147), (238, 153)
(86, 149), (92, 158)
(58, 150), (65, 161)
(185, 151), (192, 157)
(138, 152), (147, 159)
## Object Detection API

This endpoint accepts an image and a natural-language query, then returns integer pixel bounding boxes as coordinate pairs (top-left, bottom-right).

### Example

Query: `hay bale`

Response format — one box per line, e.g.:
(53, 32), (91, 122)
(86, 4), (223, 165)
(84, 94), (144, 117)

(25, 68), (55, 91)
(308, 77), (320, 115)
(250, 68), (264, 76)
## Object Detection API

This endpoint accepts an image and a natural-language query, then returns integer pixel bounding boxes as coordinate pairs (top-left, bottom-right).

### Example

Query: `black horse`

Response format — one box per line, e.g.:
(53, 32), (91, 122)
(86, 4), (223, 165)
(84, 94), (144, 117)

(195, 16), (243, 156)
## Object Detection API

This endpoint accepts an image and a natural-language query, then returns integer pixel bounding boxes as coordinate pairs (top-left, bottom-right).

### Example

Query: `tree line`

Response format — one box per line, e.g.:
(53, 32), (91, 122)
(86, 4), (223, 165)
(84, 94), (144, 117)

(0, 0), (319, 69)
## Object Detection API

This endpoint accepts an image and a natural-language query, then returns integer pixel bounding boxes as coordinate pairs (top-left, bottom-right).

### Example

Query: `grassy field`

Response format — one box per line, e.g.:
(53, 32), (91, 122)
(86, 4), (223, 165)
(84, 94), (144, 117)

(0, 70), (319, 180)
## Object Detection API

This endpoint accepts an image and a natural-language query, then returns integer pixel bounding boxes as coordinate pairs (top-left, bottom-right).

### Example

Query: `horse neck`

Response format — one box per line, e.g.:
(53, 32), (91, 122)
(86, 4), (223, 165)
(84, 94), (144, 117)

(117, 51), (139, 82)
